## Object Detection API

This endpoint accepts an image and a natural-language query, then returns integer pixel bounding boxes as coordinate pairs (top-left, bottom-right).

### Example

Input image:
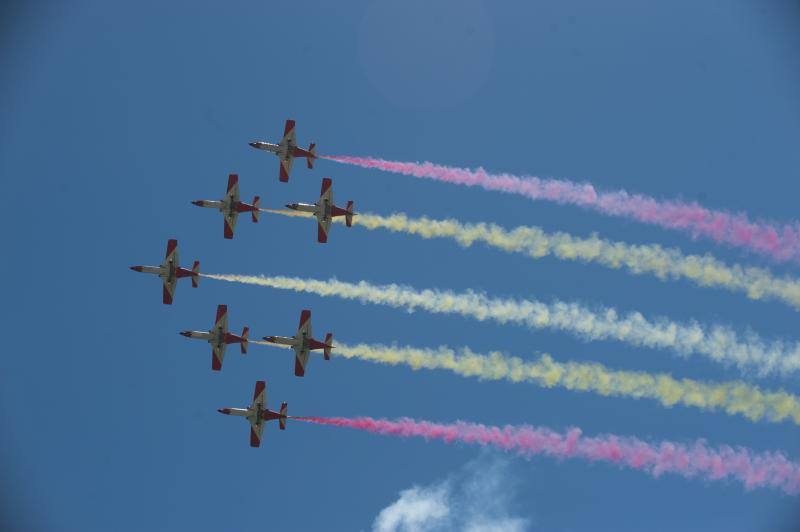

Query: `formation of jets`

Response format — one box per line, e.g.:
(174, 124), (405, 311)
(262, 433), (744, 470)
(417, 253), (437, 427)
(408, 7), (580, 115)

(130, 120), (346, 446)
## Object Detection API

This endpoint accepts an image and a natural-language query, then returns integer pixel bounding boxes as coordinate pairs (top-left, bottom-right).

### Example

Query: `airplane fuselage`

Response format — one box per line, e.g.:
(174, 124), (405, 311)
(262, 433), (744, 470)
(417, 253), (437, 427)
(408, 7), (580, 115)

(132, 263), (176, 283)
(287, 201), (332, 224)
(265, 335), (299, 347)
(288, 202), (317, 214)
(195, 199), (228, 213)
(250, 141), (312, 159)
(218, 405), (280, 424)
(250, 141), (284, 157)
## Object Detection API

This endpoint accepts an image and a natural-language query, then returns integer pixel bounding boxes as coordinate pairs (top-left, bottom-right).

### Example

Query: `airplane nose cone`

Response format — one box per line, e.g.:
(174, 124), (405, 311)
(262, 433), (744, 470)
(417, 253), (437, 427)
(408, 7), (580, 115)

(179, 331), (192, 337)
(217, 408), (230, 415)
(191, 200), (203, 207)
(248, 142), (258, 148)
(129, 266), (143, 272)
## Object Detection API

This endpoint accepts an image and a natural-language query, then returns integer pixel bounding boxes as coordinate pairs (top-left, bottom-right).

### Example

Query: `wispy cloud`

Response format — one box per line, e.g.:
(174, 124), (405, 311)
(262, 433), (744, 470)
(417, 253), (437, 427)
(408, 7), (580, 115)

(373, 455), (530, 532)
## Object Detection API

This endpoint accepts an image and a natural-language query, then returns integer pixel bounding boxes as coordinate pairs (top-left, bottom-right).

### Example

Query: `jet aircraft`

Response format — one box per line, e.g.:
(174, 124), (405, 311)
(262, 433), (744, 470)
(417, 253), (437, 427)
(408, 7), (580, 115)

(286, 177), (354, 243)
(248, 119), (316, 182)
(180, 304), (249, 371)
(217, 381), (287, 447)
(191, 174), (261, 239)
(130, 239), (199, 304)
(262, 310), (333, 376)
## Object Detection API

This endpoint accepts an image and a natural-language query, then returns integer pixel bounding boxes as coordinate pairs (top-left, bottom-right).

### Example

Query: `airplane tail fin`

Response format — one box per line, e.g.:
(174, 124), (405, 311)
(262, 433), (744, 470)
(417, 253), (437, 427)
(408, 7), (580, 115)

(279, 402), (288, 430)
(323, 333), (334, 360)
(191, 261), (200, 287)
(345, 201), (354, 227)
(251, 196), (261, 223)
(307, 143), (316, 169)
(240, 327), (249, 354)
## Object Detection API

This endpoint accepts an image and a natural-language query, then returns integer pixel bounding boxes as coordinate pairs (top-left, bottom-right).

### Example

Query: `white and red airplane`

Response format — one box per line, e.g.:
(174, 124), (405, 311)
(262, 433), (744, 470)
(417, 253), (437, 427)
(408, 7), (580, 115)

(262, 309), (333, 377)
(248, 119), (316, 182)
(217, 380), (287, 448)
(180, 304), (249, 371)
(286, 177), (354, 243)
(130, 239), (199, 305)
(191, 174), (261, 239)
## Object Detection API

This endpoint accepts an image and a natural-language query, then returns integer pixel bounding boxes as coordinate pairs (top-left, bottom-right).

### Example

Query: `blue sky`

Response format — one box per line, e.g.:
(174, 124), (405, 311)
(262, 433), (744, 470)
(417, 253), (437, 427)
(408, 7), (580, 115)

(2, 1), (800, 530)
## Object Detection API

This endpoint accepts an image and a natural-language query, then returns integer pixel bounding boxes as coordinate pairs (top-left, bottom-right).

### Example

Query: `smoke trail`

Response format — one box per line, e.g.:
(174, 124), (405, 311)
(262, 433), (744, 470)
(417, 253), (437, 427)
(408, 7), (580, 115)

(294, 416), (800, 495)
(201, 273), (800, 377)
(334, 342), (800, 425)
(266, 209), (800, 311)
(323, 155), (800, 264)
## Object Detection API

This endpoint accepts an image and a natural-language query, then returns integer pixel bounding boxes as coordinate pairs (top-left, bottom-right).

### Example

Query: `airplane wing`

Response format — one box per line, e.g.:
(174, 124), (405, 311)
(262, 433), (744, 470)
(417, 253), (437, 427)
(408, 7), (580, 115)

(297, 309), (312, 339)
(162, 239), (179, 269)
(279, 156), (294, 183)
(223, 175), (241, 238)
(319, 178), (333, 204)
(211, 305), (229, 370)
(225, 174), (240, 203)
(224, 211), (239, 239)
(317, 179), (333, 243)
(162, 279), (176, 305)
(212, 342), (227, 371)
(250, 420), (265, 447)
(215, 304), (229, 332)
(251, 380), (266, 411)
(278, 121), (297, 182)
(317, 218), (331, 243)
(281, 119), (297, 149)
(294, 345), (310, 377)
(249, 380), (267, 446)
(294, 310), (312, 376)
(161, 240), (179, 303)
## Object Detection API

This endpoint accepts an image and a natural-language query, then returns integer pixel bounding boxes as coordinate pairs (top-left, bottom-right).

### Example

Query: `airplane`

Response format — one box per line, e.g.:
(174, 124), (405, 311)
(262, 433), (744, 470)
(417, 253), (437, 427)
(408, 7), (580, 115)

(286, 177), (354, 243)
(217, 380), (287, 448)
(130, 239), (199, 305)
(248, 119), (317, 182)
(180, 304), (249, 371)
(191, 174), (261, 239)
(262, 309), (333, 377)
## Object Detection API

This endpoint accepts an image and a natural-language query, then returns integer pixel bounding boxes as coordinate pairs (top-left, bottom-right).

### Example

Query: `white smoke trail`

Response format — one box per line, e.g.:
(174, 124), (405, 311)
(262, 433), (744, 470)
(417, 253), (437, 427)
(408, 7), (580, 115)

(203, 273), (800, 377)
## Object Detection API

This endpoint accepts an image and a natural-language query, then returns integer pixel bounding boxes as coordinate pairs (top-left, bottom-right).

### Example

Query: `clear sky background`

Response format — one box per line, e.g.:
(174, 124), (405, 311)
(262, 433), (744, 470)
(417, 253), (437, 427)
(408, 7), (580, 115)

(2, 1), (800, 530)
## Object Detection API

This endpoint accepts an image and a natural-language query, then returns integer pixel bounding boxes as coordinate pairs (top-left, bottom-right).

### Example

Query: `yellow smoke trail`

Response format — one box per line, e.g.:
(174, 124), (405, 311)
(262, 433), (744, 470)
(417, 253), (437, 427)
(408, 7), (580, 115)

(264, 209), (800, 311)
(333, 342), (800, 426)
(202, 273), (800, 377)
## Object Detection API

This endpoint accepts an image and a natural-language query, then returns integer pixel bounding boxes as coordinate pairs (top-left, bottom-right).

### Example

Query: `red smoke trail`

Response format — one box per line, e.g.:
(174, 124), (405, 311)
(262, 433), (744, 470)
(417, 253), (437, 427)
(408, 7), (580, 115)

(295, 416), (800, 495)
(323, 155), (800, 264)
